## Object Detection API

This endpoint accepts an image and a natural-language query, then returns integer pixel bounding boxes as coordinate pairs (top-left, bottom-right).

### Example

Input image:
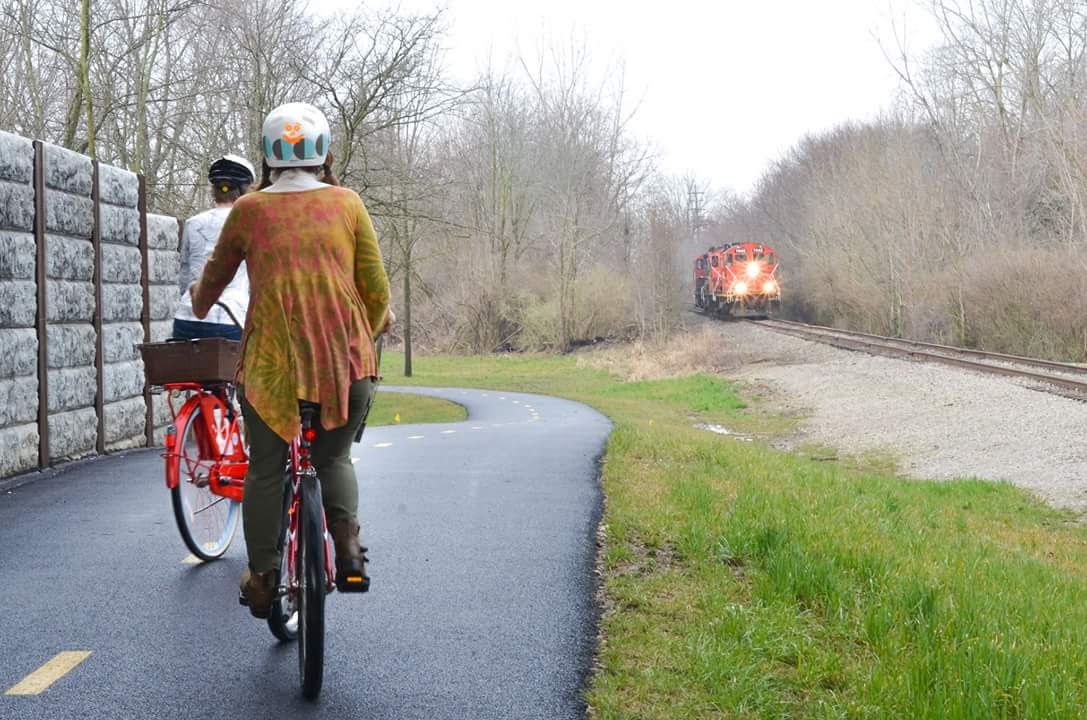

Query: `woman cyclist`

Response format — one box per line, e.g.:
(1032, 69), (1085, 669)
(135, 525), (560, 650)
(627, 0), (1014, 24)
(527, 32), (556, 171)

(190, 102), (391, 618)
(173, 154), (255, 340)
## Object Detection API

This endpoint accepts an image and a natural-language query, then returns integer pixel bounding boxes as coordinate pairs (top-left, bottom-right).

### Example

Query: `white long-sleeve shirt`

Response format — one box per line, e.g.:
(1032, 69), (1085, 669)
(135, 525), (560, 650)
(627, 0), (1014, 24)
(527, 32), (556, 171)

(174, 206), (249, 326)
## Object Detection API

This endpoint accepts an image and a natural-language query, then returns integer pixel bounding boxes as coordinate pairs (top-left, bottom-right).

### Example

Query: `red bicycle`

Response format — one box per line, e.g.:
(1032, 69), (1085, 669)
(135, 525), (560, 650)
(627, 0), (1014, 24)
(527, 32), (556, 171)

(143, 303), (378, 700)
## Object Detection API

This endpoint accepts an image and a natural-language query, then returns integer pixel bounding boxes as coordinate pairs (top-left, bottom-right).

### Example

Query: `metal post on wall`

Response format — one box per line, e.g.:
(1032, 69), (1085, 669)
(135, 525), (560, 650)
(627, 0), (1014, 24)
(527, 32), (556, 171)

(32, 140), (49, 468)
(91, 161), (105, 453)
(138, 175), (153, 447)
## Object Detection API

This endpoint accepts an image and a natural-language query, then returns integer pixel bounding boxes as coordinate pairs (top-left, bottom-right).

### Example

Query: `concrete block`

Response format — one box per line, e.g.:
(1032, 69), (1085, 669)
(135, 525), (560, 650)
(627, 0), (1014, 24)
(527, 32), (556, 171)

(0, 375), (37, 427)
(98, 163), (138, 208)
(0, 231), (36, 280)
(0, 131), (33, 185)
(48, 406), (97, 460)
(149, 284), (177, 321)
(46, 279), (94, 322)
(100, 204), (139, 245)
(103, 396), (145, 444)
(148, 214), (179, 250)
(150, 320), (173, 343)
(149, 249), (179, 285)
(47, 365), (95, 412)
(152, 393), (172, 426)
(45, 190), (93, 238)
(102, 321), (144, 363)
(101, 283), (142, 323)
(47, 323), (95, 369)
(46, 234), (93, 281)
(0, 280), (37, 328)
(44, 143), (92, 196)
(104, 360), (144, 403)
(0, 328), (37, 378)
(0, 180), (35, 231)
(101, 243), (141, 284)
(0, 423), (39, 476)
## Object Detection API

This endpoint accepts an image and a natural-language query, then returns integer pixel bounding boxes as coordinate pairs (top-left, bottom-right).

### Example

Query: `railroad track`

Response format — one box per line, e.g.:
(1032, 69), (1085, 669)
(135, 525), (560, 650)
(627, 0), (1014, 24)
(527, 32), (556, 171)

(750, 317), (1087, 398)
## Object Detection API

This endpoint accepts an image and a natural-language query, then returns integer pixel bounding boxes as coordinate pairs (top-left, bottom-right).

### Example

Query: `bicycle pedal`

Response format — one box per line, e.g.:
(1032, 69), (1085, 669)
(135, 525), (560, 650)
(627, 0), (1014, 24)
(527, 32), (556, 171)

(238, 592), (249, 607)
(335, 574), (370, 593)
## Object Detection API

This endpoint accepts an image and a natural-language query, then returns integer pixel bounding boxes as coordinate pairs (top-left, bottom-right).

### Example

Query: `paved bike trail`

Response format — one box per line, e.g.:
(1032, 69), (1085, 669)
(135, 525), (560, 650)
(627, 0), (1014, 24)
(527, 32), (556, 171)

(0, 387), (610, 720)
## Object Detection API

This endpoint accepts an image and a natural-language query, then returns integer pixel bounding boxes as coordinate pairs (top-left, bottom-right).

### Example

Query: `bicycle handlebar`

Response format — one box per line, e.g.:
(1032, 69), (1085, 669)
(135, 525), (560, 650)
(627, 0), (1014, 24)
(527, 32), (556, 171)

(214, 301), (244, 330)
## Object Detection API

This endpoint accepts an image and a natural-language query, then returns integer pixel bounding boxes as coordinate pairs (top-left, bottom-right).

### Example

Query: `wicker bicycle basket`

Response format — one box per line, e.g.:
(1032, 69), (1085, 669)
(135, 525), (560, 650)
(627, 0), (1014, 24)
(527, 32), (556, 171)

(138, 338), (240, 386)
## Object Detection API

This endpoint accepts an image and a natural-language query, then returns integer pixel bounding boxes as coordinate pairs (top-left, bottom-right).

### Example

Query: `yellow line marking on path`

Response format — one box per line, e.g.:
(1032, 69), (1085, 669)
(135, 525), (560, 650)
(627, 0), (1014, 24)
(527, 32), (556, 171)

(374, 442), (393, 448)
(6, 652), (91, 696)
(181, 554), (201, 565)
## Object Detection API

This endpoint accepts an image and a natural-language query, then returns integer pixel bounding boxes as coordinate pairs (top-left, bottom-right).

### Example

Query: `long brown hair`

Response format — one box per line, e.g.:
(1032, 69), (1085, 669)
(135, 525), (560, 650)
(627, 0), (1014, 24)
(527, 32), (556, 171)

(258, 151), (340, 189)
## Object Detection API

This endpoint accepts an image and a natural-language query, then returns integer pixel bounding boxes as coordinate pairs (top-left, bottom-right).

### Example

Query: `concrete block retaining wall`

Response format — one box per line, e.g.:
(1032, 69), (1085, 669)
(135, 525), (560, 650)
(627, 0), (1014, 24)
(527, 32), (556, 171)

(0, 131), (40, 476)
(0, 130), (181, 479)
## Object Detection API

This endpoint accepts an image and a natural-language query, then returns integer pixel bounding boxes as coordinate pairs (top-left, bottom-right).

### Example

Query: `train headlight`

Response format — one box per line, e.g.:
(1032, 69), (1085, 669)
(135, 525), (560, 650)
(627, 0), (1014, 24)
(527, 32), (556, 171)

(734, 282), (748, 295)
(746, 262), (761, 279)
(763, 280), (778, 294)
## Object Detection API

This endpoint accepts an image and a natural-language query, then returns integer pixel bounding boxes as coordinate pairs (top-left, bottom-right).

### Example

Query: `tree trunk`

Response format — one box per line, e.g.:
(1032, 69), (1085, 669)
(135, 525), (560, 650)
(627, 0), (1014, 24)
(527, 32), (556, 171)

(80, 0), (96, 158)
(404, 260), (413, 378)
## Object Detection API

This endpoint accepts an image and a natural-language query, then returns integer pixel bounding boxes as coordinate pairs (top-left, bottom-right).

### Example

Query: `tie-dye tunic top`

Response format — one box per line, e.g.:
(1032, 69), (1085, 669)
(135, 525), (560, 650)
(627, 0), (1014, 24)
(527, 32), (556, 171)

(192, 186), (390, 442)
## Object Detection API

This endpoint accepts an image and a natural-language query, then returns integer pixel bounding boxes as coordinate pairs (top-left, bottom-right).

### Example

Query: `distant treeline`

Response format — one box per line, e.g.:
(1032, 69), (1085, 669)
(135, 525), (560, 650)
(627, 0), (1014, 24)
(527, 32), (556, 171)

(0, 0), (699, 365)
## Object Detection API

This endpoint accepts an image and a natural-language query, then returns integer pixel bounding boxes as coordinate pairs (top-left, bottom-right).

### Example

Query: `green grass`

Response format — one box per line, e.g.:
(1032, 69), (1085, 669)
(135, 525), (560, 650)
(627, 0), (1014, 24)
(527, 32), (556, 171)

(366, 391), (465, 427)
(381, 349), (1087, 718)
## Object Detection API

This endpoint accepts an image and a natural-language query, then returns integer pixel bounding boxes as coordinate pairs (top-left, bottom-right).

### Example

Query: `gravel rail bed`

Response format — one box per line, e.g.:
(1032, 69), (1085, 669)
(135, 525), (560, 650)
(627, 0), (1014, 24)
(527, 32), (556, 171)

(710, 319), (1087, 513)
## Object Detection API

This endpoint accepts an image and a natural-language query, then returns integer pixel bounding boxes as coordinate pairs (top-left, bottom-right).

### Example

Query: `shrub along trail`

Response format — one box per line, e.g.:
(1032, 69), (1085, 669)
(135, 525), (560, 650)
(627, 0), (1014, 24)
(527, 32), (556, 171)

(386, 345), (1087, 718)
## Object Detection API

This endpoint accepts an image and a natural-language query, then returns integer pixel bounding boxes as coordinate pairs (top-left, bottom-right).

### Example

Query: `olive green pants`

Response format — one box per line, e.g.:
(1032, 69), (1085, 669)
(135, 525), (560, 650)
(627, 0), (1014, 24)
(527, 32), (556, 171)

(238, 379), (374, 573)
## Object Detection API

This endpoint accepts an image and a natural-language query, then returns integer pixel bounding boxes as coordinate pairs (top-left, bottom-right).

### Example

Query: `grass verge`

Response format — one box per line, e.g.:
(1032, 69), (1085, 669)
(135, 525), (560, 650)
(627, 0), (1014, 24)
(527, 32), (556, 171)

(366, 391), (465, 427)
(381, 349), (1087, 718)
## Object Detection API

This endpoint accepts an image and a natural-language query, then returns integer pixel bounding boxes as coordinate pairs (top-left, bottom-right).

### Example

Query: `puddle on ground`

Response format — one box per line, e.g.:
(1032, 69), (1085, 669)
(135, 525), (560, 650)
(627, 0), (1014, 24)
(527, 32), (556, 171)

(696, 423), (754, 442)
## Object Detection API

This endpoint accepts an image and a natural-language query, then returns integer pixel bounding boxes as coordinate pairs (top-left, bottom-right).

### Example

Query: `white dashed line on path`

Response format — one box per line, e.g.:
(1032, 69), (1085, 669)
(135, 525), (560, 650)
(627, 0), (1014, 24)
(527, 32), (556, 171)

(351, 457), (361, 464)
(440, 430), (456, 435)
(181, 554), (200, 565)
(471, 426), (483, 430)
(408, 435), (423, 440)
(374, 442), (393, 448)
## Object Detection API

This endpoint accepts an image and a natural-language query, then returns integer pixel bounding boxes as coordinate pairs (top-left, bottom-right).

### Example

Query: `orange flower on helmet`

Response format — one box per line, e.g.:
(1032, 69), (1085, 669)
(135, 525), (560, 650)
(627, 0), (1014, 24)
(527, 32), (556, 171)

(282, 122), (304, 144)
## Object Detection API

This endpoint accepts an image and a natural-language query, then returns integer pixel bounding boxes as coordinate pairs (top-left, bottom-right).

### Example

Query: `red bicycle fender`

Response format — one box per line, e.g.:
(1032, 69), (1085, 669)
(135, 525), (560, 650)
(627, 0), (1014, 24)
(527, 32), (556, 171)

(165, 398), (201, 489)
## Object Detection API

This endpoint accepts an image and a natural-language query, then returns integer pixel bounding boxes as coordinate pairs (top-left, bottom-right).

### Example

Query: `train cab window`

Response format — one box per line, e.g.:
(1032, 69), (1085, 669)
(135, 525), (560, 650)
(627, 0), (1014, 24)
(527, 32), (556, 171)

(754, 251), (763, 261)
(710, 256), (718, 267)
(725, 255), (733, 266)
(696, 258), (704, 269)
(767, 253), (775, 265)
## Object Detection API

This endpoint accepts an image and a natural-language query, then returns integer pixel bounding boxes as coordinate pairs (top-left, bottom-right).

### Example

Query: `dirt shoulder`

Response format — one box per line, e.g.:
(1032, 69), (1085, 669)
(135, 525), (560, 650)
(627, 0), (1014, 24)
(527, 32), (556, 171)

(581, 319), (1087, 513)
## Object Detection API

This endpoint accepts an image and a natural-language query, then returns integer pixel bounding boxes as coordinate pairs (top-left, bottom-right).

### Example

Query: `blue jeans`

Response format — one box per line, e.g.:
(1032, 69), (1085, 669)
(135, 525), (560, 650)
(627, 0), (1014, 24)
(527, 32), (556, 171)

(171, 318), (242, 341)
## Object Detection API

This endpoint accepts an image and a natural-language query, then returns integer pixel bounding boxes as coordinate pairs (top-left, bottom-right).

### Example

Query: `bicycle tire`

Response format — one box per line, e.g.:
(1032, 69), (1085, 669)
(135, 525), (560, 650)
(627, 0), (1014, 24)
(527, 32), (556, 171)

(170, 402), (240, 561)
(268, 542), (299, 642)
(297, 476), (326, 700)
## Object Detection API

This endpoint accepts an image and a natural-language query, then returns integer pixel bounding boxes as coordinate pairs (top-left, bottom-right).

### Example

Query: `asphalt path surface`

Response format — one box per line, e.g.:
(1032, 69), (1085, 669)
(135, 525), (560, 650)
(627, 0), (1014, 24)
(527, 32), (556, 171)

(0, 387), (611, 719)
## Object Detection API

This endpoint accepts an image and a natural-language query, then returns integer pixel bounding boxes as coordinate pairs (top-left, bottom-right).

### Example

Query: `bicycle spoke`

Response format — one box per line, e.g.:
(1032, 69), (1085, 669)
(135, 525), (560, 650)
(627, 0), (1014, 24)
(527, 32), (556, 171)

(192, 495), (228, 516)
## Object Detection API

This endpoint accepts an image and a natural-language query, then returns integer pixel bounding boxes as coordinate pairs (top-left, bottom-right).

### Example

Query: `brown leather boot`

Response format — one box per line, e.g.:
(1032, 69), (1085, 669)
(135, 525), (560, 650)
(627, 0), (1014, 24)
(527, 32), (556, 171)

(239, 568), (277, 618)
(329, 520), (370, 593)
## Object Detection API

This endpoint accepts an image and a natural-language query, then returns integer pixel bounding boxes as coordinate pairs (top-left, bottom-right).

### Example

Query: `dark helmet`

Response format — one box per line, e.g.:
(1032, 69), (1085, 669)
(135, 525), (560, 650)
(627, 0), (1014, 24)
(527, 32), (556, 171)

(208, 154), (256, 188)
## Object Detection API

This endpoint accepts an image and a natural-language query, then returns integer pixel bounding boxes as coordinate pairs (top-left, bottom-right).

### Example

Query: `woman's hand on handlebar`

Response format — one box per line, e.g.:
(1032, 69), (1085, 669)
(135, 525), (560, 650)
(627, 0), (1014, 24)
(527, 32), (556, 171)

(380, 308), (396, 336)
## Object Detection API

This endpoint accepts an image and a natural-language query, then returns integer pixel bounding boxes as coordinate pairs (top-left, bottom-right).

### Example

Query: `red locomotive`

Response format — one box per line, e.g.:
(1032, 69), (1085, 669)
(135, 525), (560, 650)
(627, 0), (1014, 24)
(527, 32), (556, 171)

(694, 242), (781, 318)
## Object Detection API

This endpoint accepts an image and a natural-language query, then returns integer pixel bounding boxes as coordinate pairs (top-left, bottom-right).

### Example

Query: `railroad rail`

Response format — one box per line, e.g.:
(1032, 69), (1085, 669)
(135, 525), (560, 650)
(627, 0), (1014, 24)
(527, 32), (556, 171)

(751, 317), (1087, 398)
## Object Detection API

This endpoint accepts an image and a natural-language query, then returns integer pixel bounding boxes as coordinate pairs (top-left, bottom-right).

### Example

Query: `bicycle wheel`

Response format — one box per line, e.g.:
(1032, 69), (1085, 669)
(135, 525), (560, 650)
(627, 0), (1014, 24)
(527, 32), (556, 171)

(297, 477), (326, 700)
(268, 521), (299, 642)
(170, 402), (240, 561)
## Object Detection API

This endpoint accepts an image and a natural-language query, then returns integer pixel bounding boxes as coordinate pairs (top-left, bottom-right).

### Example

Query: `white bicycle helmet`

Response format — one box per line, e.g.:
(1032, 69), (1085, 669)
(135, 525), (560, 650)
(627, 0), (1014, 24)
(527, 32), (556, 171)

(208, 154), (256, 187)
(261, 103), (331, 168)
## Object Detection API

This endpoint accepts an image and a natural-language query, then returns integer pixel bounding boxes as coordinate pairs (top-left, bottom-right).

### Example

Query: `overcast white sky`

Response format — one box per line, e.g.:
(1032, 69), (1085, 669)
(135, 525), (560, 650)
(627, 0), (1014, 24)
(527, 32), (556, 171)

(328, 0), (941, 196)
